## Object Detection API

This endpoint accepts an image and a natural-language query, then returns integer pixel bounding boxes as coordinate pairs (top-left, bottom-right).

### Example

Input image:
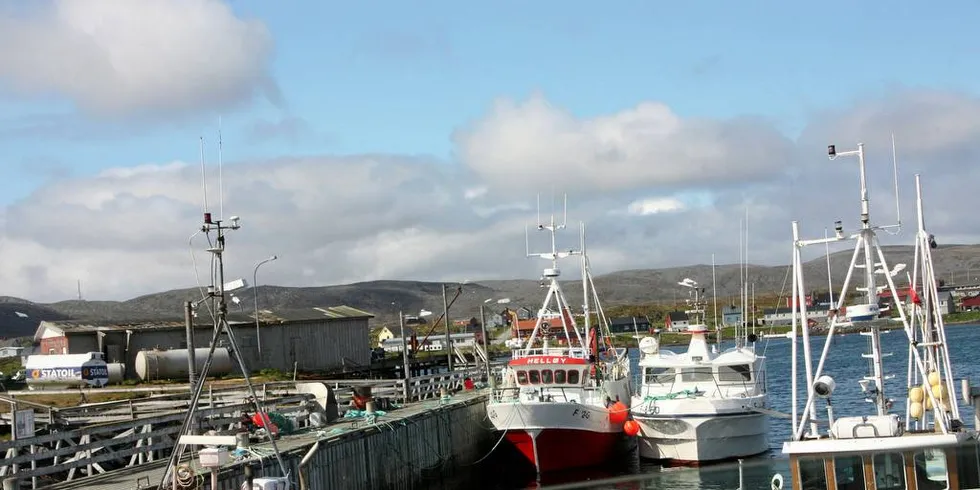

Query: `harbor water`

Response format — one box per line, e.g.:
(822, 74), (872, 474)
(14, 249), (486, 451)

(470, 323), (980, 489)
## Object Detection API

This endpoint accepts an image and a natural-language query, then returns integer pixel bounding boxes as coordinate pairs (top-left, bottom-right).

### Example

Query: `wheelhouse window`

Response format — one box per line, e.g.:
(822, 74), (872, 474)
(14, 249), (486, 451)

(528, 370), (541, 384)
(541, 369), (554, 384)
(873, 452), (906, 490)
(554, 370), (566, 384)
(914, 449), (949, 490)
(716, 364), (752, 382)
(834, 455), (865, 489)
(680, 368), (713, 383)
(957, 442), (980, 490)
(798, 456), (828, 490)
(567, 370), (580, 384)
(516, 371), (528, 385)
(644, 367), (673, 384)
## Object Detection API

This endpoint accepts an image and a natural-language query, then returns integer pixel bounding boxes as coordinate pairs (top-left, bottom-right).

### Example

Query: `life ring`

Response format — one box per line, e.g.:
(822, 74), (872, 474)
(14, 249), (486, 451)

(771, 473), (784, 490)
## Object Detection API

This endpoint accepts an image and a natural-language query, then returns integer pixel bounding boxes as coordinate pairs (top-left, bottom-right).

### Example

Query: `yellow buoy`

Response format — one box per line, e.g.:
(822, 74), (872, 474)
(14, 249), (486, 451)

(910, 401), (924, 419)
(932, 383), (949, 401)
(928, 371), (941, 387)
(909, 386), (924, 403)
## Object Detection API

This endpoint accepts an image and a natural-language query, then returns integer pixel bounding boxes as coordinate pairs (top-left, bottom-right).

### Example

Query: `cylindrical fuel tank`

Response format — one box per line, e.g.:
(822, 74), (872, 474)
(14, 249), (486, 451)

(134, 348), (233, 381)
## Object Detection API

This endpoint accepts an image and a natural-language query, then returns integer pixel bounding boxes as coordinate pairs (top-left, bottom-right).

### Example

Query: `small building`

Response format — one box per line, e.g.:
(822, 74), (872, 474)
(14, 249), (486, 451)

(34, 305), (374, 378)
(377, 325), (418, 344)
(608, 317), (651, 334)
(0, 346), (24, 358)
(721, 305), (742, 327)
(938, 291), (956, 315)
(665, 312), (690, 332)
(961, 295), (980, 311)
(762, 307), (793, 326)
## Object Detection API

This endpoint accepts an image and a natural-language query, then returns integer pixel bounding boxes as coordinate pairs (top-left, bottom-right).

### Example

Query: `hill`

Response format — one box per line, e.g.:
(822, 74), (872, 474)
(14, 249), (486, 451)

(2, 244), (978, 336)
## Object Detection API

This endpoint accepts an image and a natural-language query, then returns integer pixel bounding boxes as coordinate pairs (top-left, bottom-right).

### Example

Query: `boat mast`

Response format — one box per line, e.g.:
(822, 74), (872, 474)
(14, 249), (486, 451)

(522, 194), (584, 355)
(712, 254), (720, 347)
(581, 222), (592, 356)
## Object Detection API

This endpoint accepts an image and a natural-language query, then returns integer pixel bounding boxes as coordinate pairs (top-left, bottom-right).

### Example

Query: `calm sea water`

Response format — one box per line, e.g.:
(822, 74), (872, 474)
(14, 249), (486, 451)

(471, 323), (980, 489)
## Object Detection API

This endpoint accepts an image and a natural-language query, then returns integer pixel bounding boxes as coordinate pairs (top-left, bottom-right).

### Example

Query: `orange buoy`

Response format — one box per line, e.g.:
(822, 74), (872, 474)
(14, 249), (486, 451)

(609, 401), (629, 425)
(623, 419), (640, 436)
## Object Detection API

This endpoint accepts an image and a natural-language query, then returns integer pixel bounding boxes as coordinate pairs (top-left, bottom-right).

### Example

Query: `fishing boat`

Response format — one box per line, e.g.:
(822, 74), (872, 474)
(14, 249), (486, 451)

(631, 276), (769, 464)
(488, 204), (632, 474)
(772, 142), (980, 490)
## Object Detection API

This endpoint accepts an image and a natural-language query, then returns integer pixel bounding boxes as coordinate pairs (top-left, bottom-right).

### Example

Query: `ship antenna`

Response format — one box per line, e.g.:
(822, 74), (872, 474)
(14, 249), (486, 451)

(199, 137), (209, 217)
(217, 116), (224, 221)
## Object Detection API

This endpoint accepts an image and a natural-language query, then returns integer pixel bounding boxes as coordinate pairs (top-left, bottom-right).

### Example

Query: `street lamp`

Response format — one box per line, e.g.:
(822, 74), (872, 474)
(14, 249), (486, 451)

(481, 297), (510, 382)
(253, 255), (278, 357)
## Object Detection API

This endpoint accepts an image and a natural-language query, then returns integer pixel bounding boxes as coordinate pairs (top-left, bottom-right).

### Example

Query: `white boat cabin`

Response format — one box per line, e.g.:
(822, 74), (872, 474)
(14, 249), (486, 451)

(637, 328), (766, 399)
(508, 355), (590, 388)
(784, 429), (980, 490)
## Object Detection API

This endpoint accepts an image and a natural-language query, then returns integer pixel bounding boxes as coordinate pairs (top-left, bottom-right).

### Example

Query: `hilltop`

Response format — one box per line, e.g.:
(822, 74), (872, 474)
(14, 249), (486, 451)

(2, 244), (979, 337)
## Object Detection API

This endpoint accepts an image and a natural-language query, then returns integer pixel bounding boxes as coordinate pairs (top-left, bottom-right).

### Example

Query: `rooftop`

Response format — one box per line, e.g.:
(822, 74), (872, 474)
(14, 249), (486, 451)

(35, 305), (374, 339)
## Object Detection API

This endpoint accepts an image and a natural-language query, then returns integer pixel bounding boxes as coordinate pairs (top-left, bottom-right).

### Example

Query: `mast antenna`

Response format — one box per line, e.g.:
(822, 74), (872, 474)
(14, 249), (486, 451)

(218, 116), (224, 221)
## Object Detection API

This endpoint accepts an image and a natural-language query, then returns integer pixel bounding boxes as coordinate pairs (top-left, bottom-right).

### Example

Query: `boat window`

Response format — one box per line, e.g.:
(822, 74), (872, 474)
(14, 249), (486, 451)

(516, 370), (528, 385)
(797, 456), (828, 490)
(717, 364), (752, 382)
(644, 367), (674, 384)
(913, 449), (949, 490)
(957, 443), (980, 489)
(541, 369), (554, 384)
(554, 370), (566, 384)
(567, 370), (580, 384)
(680, 368), (713, 383)
(529, 370), (541, 384)
(834, 455), (865, 490)
(872, 452), (906, 490)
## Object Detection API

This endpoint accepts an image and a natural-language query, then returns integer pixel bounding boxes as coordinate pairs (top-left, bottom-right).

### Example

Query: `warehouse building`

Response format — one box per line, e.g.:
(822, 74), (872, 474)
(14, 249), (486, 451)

(33, 305), (374, 378)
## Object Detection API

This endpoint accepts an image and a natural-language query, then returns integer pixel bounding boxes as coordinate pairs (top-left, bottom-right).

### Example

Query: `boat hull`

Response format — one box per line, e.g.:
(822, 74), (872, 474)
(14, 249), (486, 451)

(488, 394), (627, 472)
(503, 428), (620, 473)
(635, 412), (768, 463)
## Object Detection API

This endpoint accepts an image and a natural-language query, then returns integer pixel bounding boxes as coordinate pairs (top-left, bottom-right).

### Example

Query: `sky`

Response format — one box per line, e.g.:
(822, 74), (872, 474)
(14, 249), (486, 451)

(1, 0), (980, 302)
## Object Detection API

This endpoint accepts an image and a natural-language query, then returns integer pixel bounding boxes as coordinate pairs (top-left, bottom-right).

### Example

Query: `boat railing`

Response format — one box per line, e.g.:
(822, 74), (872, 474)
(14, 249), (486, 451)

(512, 347), (588, 359)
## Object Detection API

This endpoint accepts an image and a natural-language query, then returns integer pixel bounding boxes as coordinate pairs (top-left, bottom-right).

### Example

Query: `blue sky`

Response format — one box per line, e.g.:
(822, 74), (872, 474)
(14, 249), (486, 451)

(5, 0), (979, 197)
(2, 0), (980, 301)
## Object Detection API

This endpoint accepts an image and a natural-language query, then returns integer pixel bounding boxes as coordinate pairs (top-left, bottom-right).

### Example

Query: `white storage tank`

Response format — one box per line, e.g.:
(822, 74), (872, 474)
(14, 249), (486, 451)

(24, 352), (110, 390)
(135, 348), (234, 381)
(107, 363), (126, 384)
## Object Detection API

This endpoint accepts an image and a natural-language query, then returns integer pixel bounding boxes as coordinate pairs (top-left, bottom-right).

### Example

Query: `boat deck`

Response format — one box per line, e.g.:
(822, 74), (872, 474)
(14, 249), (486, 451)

(41, 389), (489, 490)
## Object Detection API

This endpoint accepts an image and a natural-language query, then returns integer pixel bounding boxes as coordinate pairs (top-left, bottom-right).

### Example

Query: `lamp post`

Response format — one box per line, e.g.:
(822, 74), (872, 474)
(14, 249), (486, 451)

(252, 255), (278, 357)
(481, 297), (510, 383)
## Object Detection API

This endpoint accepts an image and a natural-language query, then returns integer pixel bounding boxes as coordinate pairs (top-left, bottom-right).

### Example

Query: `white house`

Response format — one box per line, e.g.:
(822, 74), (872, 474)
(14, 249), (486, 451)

(0, 346), (24, 358)
(380, 333), (476, 353)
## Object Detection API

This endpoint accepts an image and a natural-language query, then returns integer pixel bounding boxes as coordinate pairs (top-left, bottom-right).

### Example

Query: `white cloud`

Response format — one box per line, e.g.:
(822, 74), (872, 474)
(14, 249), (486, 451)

(3, 90), (980, 302)
(453, 93), (795, 192)
(627, 197), (685, 216)
(0, 0), (276, 118)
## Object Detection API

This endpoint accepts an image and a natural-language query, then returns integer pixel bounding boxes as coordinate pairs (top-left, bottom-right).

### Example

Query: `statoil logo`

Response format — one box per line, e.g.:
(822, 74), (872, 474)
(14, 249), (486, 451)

(30, 369), (41, 379)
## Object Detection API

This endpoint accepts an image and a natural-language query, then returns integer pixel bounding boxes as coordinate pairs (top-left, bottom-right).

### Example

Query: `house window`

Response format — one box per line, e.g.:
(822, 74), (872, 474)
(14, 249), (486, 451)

(554, 370), (566, 384)
(873, 453), (906, 490)
(567, 370), (580, 384)
(717, 364), (752, 382)
(914, 449), (949, 489)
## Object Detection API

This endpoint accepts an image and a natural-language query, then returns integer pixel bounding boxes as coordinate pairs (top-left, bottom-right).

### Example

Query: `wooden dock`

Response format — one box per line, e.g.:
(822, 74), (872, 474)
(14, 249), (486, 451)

(42, 390), (490, 490)
(0, 369), (495, 489)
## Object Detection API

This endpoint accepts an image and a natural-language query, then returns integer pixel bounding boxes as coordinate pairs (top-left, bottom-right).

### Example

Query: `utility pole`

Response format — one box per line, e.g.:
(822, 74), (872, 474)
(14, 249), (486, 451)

(399, 312), (410, 400)
(443, 284), (453, 372)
